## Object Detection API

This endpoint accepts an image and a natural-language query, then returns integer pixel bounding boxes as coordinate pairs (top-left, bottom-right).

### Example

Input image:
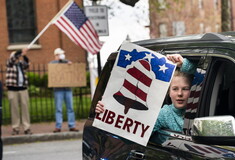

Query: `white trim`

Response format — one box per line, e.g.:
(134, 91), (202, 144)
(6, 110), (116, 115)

(7, 44), (42, 50)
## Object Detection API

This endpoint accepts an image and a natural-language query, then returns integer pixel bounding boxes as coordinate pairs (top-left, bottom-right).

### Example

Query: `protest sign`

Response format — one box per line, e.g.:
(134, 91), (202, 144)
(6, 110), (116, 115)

(48, 63), (86, 88)
(92, 42), (176, 146)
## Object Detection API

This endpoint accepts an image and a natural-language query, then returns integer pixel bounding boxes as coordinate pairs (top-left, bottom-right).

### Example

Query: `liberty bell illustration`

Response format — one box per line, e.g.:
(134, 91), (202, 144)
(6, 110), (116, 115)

(113, 59), (153, 114)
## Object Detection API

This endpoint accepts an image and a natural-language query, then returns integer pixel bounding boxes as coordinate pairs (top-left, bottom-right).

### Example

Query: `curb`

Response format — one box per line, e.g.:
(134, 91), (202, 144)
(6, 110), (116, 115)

(2, 131), (83, 145)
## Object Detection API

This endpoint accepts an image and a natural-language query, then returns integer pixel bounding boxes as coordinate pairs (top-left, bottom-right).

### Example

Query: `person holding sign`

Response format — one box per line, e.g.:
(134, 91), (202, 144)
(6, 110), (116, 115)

(95, 54), (196, 143)
(50, 48), (78, 133)
(6, 48), (32, 135)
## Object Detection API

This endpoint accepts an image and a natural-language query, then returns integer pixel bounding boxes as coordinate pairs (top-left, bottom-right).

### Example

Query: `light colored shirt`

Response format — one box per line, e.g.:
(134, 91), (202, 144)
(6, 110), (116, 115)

(17, 65), (24, 86)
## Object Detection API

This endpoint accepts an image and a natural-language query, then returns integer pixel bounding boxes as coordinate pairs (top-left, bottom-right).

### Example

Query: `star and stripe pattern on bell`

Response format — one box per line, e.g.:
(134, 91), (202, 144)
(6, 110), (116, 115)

(113, 48), (175, 114)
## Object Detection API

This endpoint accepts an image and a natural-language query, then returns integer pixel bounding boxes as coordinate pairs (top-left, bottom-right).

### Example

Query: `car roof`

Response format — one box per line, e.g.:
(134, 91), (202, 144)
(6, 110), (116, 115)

(135, 32), (235, 45)
(107, 32), (235, 63)
(132, 32), (235, 51)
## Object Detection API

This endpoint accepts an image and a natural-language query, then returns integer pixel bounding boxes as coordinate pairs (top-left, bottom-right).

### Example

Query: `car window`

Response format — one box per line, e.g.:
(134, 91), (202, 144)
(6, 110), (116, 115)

(196, 57), (235, 118)
(211, 59), (235, 117)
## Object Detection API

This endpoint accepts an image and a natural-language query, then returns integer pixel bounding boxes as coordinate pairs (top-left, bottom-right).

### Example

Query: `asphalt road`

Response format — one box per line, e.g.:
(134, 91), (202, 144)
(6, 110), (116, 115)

(3, 139), (82, 160)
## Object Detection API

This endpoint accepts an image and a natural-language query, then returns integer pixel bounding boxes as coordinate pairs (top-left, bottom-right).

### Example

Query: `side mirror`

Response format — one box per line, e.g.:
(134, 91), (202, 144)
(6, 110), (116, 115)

(192, 116), (235, 145)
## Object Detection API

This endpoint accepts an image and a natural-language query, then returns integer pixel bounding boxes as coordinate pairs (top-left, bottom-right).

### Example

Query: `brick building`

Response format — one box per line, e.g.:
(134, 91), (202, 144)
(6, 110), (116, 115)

(0, 0), (86, 65)
(149, 0), (222, 38)
(231, 0), (235, 30)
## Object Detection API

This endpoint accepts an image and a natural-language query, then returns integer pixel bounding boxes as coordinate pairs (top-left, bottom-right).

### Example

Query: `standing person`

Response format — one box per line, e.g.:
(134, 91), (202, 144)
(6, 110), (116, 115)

(50, 48), (78, 133)
(6, 48), (32, 135)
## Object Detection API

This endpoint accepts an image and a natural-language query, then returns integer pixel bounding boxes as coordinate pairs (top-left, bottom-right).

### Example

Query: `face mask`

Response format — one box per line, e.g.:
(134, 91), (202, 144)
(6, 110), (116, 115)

(59, 54), (65, 60)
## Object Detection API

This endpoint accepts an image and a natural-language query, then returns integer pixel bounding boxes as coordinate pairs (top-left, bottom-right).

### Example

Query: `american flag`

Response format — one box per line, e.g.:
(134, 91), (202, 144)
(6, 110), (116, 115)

(183, 68), (206, 133)
(53, 1), (103, 55)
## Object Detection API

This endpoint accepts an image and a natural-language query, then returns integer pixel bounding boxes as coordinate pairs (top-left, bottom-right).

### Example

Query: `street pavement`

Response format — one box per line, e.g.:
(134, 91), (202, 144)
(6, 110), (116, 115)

(3, 139), (82, 160)
(1, 120), (86, 145)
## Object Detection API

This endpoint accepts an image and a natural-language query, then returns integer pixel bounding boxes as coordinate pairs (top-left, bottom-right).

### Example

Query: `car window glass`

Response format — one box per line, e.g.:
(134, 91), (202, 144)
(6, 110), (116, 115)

(212, 60), (235, 117)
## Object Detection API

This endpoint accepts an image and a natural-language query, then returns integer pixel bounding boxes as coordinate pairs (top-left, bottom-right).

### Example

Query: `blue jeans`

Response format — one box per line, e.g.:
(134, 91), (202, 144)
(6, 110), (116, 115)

(54, 88), (75, 129)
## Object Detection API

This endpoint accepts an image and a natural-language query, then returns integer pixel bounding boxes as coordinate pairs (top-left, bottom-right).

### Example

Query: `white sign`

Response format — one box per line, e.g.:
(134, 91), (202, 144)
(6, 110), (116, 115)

(85, 5), (109, 36)
(92, 42), (176, 146)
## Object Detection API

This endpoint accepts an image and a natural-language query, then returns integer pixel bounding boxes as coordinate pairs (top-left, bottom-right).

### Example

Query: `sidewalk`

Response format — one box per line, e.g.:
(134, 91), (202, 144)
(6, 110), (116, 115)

(1, 119), (86, 145)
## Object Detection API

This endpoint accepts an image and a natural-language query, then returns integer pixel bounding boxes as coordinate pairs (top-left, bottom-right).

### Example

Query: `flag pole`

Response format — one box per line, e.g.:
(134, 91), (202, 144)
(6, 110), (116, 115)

(27, 22), (51, 49)
(97, 51), (102, 76)
(27, 0), (74, 49)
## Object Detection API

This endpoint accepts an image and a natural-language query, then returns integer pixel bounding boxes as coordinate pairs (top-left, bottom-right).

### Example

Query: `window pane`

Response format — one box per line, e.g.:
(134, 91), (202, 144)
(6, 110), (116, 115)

(6, 0), (36, 44)
(213, 60), (235, 117)
(159, 23), (167, 38)
(172, 21), (185, 36)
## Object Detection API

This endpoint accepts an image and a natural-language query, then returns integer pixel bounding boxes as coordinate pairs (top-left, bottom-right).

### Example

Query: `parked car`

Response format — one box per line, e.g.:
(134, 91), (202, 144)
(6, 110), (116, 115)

(83, 32), (235, 159)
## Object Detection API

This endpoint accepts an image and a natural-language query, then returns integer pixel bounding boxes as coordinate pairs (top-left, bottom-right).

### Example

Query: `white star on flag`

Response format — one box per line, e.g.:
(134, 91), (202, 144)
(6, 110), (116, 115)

(159, 64), (168, 73)
(144, 53), (154, 62)
(125, 54), (132, 61)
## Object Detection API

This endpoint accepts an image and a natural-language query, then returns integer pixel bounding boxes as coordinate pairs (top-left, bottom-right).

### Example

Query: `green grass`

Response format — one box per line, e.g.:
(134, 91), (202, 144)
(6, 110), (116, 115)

(2, 96), (92, 125)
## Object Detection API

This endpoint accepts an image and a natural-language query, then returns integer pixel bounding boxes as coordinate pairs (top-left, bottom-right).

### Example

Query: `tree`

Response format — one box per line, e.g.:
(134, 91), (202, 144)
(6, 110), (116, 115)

(221, 0), (232, 31)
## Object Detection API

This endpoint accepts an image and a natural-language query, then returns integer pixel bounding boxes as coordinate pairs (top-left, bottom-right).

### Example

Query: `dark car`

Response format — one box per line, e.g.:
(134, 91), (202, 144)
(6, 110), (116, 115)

(83, 32), (235, 159)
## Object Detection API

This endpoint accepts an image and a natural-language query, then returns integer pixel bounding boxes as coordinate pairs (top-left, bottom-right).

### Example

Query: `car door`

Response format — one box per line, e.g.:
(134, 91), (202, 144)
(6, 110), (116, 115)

(83, 52), (183, 160)
(176, 53), (235, 159)
(83, 47), (235, 160)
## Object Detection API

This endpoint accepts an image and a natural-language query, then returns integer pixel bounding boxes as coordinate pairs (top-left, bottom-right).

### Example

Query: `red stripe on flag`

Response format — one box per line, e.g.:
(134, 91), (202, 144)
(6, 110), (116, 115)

(80, 24), (100, 52)
(55, 20), (82, 47)
(186, 103), (199, 110)
(84, 21), (101, 45)
(60, 16), (96, 54)
(87, 20), (99, 39)
(55, 18), (95, 54)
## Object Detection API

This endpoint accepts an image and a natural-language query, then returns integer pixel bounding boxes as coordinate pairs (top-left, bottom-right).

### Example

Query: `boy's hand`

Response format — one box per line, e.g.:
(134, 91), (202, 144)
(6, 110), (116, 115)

(166, 54), (184, 68)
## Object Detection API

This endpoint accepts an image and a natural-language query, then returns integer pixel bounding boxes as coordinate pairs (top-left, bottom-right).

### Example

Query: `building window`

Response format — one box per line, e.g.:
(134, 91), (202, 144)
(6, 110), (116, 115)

(6, 0), (37, 44)
(215, 24), (220, 32)
(172, 21), (185, 36)
(214, 0), (219, 10)
(198, 0), (203, 9)
(200, 23), (204, 33)
(158, 0), (166, 9)
(159, 23), (167, 38)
